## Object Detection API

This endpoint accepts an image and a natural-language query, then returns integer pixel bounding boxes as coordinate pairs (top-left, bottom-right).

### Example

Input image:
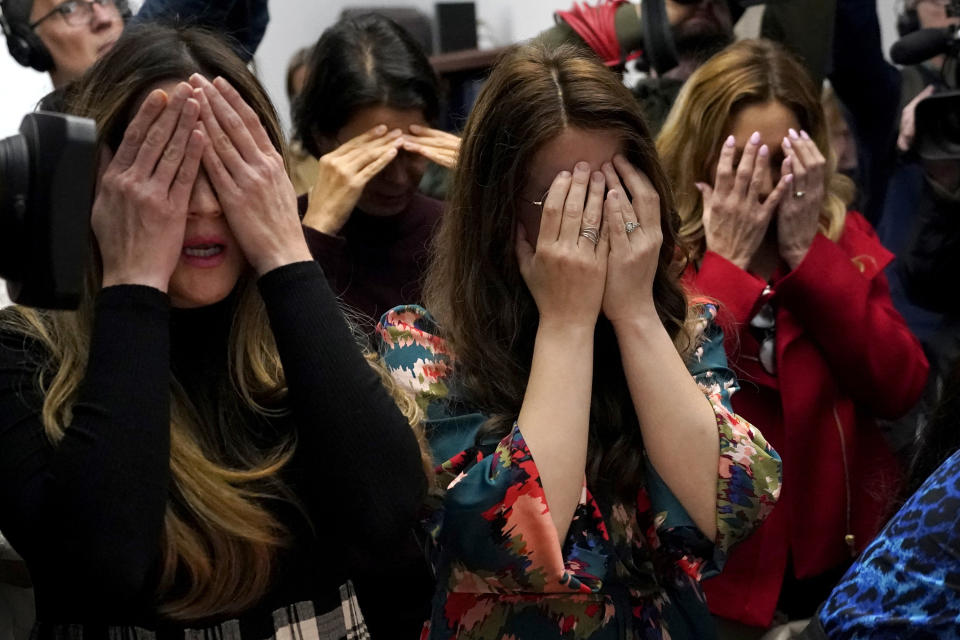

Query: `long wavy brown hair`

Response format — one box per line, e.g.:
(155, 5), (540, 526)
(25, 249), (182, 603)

(0, 23), (430, 621)
(657, 39), (854, 262)
(424, 43), (695, 502)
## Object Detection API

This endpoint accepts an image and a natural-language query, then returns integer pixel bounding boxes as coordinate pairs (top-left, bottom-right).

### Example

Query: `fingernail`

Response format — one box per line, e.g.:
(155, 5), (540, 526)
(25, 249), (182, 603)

(213, 76), (228, 89)
(785, 173), (794, 184)
(389, 128), (403, 137)
(782, 137), (792, 150)
(375, 124), (388, 134)
(592, 172), (605, 183)
(759, 144), (769, 157)
(148, 89), (167, 106)
(609, 189), (620, 200)
(558, 171), (571, 179)
(783, 156), (792, 165)
(694, 182), (705, 191)
(789, 128), (800, 140)
(725, 135), (736, 148)
(175, 83), (191, 99)
(189, 72), (204, 84)
(800, 130), (811, 141)
(409, 124), (422, 132)
(575, 161), (590, 173)
(750, 131), (761, 145)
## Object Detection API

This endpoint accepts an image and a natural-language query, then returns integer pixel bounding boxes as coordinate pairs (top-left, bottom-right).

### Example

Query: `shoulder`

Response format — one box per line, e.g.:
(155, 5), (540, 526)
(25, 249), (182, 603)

(409, 193), (443, 221)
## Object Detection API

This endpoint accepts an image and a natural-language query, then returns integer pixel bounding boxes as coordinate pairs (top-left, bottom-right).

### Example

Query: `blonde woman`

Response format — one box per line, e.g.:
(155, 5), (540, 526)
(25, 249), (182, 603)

(0, 24), (429, 638)
(657, 39), (929, 633)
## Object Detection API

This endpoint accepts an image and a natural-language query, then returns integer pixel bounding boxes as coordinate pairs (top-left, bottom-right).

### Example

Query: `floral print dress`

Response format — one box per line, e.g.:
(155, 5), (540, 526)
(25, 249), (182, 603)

(378, 305), (782, 640)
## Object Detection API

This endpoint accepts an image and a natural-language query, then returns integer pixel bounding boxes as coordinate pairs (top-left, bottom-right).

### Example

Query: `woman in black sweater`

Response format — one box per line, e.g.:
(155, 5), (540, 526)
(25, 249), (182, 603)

(0, 24), (429, 638)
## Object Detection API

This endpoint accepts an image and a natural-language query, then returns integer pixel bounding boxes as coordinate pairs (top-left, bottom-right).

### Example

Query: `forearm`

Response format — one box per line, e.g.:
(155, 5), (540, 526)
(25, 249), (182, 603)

(517, 322), (594, 542)
(614, 315), (719, 540)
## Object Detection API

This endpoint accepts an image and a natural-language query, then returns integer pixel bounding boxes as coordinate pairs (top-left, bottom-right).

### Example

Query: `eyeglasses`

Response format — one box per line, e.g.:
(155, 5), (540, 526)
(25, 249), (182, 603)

(30, 0), (118, 29)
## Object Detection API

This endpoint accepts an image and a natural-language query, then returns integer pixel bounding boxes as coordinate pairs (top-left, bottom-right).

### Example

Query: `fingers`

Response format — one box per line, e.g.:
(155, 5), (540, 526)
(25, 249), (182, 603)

(605, 189), (630, 254)
(131, 83), (192, 177)
(151, 94), (200, 186)
(579, 171), (605, 249)
(194, 84), (247, 178)
(714, 134), (737, 194)
(746, 144), (771, 202)
(782, 134), (807, 189)
(515, 221), (535, 276)
(538, 170), (572, 244)
(733, 131), (762, 196)
(600, 161), (626, 199)
(762, 171), (794, 215)
(560, 163), (591, 246)
(407, 124), (461, 150)
(342, 130), (403, 170)
(191, 74), (261, 164)
(112, 89), (167, 172)
(199, 120), (237, 196)
(338, 124), (391, 153)
(788, 128), (822, 174)
(205, 75), (275, 155)
(168, 129), (206, 206)
(612, 155), (659, 228)
(402, 139), (457, 169)
(356, 144), (400, 182)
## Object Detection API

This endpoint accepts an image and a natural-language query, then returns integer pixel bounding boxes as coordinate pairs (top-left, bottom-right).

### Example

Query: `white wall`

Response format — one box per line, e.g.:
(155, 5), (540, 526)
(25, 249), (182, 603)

(0, 0), (908, 139)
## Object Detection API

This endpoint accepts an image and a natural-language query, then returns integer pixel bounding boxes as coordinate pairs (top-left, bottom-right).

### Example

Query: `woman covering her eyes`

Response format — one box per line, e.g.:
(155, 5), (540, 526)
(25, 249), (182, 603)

(0, 24), (430, 639)
(379, 42), (782, 639)
(657, 39), (930, 633)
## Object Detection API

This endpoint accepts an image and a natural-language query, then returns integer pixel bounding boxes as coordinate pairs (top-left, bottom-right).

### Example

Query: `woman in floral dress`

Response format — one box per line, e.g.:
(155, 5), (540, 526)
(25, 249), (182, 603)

(380, 43), (782, 640)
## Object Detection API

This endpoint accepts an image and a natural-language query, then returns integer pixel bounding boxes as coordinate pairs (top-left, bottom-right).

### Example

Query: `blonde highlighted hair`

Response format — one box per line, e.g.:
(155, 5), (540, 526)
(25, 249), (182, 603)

(0, 23), (429, 621)
(656, 39), (854, 262)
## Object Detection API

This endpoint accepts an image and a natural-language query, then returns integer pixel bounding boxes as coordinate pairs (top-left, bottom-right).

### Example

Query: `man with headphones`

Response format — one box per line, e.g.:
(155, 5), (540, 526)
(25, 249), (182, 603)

(1, 0), (268, 90)
(0, 0), (125, 88)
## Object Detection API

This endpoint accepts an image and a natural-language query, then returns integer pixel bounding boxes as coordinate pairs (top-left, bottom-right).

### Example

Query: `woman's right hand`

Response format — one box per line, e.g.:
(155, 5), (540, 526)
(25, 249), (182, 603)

(696, 132), (792, 270)
(515, 162), (608, 331)
(92, 82), (204, 292)
(302, 125), (405, 235)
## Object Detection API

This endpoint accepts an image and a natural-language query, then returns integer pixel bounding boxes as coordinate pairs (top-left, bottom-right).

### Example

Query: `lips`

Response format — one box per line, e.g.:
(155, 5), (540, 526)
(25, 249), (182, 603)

(181, 236), (227, 268)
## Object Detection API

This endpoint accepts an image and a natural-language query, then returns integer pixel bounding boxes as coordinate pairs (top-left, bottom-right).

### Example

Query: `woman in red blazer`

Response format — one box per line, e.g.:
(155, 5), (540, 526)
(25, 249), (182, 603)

(657, 39), (929, 633)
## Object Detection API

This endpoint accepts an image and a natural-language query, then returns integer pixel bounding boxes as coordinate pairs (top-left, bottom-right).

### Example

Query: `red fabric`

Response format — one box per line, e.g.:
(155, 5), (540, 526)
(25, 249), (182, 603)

(683, 212), (929, 627)
(555, 0), (642, 67)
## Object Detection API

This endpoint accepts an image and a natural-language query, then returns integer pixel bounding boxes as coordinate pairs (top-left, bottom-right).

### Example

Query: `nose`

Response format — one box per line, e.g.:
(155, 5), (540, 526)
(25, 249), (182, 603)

(90, 1), (118, 30)
(187, 171), (223, 218)
(380, 156), (408, 184)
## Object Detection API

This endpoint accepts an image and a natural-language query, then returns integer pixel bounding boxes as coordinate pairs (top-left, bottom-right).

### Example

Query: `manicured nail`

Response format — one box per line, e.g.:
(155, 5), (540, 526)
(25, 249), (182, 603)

(759, 144), (769, 157)
(784, 173), (794, 184)
(750, 131), (761, 145)
(789, 128), (800, 140)
(725, 135), (736, 148)
(783, 136), (792, 150)
(801, 130), (811, 141)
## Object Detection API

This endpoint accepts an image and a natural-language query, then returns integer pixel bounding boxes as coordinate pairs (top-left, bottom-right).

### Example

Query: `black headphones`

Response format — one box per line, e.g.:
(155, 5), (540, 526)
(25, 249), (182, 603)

(897, 0), (921, 37)
(1, 0), (131, 72)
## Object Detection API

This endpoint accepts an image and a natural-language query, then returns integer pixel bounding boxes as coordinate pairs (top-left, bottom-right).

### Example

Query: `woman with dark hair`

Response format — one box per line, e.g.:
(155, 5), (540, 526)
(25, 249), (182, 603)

(293, 13), (458, 332)
(0, 23), (430, 638)
(657, 39), (929, 633)
(378, 42), (782, 639)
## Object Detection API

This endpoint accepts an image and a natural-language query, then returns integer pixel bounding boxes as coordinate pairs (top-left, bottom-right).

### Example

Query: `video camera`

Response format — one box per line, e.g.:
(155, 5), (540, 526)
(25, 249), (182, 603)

(890, 0), (960, 160)
(0, 112), (97, 309)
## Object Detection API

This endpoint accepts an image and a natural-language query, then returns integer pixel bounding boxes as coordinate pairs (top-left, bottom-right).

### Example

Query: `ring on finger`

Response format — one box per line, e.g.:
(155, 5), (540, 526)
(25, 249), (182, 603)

(580, 226), (600, 246)
(793, 191), (806, 199)
(625, 221), (641, 234)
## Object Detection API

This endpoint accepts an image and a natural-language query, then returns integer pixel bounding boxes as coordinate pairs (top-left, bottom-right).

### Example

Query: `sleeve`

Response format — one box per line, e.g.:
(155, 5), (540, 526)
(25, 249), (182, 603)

(377, 305), (453, 412)
(685, 251), (769, 331)
(774, 218), (929, 418)
(646, 305), (782, 578)
(302, 224), (348, 286)
(0, 286), (172, 610)
(256, 262), (427, 560)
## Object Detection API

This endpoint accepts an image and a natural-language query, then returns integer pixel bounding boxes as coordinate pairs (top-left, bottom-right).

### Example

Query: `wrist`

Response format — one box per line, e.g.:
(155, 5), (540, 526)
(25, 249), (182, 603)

(252, 242), (315, 276)
(302, 202), (347, 236)
(610, 311), (665, 336)
(101, 269), (169, 292)
(536, 317), (596, 340)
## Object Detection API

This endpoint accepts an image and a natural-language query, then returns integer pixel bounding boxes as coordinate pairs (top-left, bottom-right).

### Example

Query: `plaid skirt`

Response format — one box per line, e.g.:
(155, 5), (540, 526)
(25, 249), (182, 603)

(30, 582), (370, 640)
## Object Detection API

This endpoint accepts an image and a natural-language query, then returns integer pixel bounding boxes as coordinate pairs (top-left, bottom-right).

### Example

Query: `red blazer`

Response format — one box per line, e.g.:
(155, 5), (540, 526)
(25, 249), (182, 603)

(684, 212), (929, 627)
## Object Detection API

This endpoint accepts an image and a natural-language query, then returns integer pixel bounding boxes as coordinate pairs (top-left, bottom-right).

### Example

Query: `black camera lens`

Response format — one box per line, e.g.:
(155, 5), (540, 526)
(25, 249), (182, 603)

(0, 112), (97, 309)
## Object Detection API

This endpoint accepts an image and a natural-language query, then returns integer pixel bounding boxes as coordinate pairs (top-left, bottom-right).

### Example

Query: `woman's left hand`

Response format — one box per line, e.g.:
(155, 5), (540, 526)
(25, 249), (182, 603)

(599, 155), (663, 325)
(190, 74), (313, 275)
(777, 129), (825, 270)
(401, 124), (460, 169)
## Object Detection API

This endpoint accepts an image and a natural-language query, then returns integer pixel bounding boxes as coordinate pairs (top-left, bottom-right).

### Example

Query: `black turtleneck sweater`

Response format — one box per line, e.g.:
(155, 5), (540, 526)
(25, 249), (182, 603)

(0, 261), (427, 636)
(300, 193), (442, 333)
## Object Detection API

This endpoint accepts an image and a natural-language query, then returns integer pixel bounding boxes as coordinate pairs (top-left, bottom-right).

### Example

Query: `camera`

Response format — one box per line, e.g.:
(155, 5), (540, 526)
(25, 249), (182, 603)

(0, 112), (97, 309)
(890, 0), (960, 160)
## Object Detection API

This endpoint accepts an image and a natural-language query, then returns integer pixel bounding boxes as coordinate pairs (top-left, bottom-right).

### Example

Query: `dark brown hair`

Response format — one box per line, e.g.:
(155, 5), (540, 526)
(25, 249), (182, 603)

(424, 42), (693, 501)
